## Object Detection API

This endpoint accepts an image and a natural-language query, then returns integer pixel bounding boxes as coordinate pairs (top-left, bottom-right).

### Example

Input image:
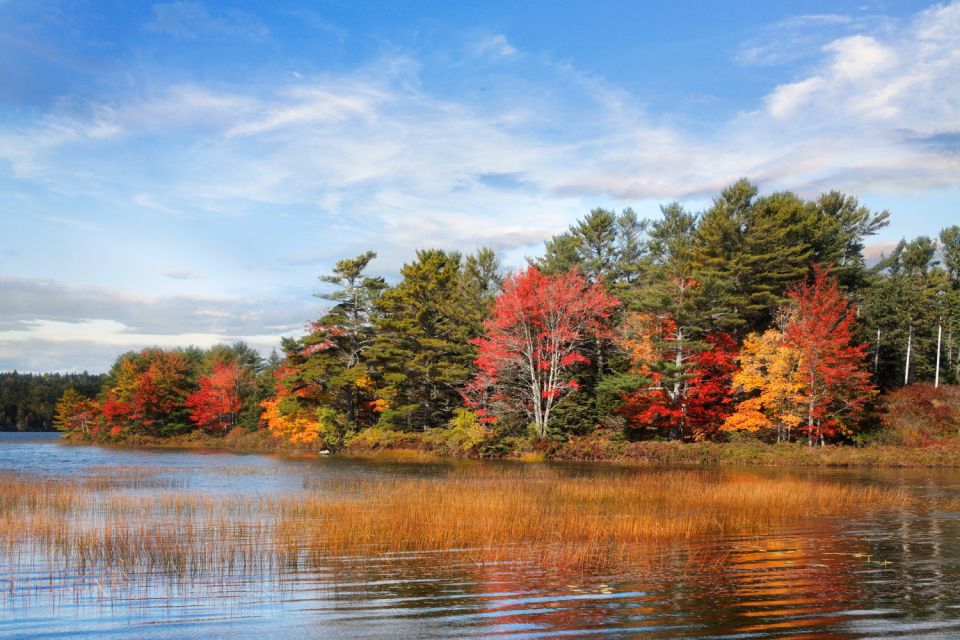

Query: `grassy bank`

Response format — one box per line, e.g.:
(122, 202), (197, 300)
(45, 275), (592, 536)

(61, 427), (960, 467)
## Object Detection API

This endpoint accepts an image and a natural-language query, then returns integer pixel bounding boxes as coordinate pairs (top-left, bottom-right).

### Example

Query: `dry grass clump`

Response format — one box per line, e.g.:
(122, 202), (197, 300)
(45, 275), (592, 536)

(276, 468), (911, 569)
(0, 466), (918, 579)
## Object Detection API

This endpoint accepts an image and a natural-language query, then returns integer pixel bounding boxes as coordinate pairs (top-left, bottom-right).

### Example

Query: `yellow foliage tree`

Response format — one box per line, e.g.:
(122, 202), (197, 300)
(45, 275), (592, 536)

(260, 396), (322, 445)
(723, 329), (806, 442)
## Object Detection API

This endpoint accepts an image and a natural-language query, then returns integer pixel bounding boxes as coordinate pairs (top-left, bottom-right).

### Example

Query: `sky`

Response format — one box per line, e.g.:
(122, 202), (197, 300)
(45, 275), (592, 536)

(1, 0), (958, 373)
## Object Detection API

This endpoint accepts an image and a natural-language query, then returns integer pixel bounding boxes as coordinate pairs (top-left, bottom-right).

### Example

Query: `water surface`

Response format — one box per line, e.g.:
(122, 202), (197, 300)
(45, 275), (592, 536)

(2, 432), (959, 639)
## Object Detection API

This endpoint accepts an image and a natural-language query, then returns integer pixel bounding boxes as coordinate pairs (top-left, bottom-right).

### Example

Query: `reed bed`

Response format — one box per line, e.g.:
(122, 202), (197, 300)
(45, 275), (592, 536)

(0, 467), (921, 581)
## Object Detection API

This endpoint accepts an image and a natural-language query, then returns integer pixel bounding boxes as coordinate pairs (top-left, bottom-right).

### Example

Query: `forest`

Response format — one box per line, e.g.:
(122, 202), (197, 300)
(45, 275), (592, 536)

(47, 180), (960, 456)
(0, 372), (104, 431)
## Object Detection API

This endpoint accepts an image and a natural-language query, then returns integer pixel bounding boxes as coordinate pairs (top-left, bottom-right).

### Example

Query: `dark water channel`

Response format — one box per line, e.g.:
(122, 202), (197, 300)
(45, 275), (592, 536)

(2, 432), (960, 639)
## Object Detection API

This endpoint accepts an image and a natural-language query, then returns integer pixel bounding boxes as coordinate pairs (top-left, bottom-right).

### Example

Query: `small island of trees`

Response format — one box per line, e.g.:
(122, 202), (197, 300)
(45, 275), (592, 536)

(47, 180), (960, 462)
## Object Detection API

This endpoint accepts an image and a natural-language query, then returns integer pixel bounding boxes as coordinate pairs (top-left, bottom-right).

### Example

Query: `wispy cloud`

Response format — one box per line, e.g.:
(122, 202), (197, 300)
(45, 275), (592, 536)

(162, 269), (203, 281)
(735, 12), (883, 67)
(1, 2), (958, 371)
(42, 216), (101, 232)
(472, 34), (518, 59)
(4, 4), (957, 227)
(147, 2), (269, 41)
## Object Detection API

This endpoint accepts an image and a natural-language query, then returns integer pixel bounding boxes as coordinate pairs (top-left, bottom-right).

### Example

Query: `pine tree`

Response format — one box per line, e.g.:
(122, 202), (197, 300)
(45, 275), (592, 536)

(277, 252), (387, 436)
(369, 249), (491, 430)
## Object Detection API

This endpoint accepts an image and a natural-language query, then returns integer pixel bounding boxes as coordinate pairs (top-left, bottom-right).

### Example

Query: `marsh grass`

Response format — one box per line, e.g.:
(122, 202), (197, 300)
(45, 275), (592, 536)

(0, 466), (923, 585)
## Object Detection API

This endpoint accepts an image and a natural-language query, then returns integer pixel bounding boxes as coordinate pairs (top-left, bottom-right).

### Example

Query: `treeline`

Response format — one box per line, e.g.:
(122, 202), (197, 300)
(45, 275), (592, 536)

(55, 344), (280, 438)
(55, 180), (960, 453)
(0, 372), (104, 431)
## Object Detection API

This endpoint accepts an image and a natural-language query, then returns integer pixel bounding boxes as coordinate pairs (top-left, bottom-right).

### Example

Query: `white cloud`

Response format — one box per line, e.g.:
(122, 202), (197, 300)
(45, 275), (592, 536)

(0, 318), (284, 350)
(759, 2), (959, 130)
(147, 2), (269, 41)
(825, 35), (896, 79)
(1, 3), (959, 372)
(472, 34), (518, 59)
(765, 76), (826, 119)
(4, 3), (953, 226)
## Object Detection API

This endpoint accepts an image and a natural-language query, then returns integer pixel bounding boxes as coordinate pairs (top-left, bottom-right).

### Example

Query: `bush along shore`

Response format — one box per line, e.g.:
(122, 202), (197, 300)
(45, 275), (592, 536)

(63, 399), (960, 468)
(48, 183), (960, 463)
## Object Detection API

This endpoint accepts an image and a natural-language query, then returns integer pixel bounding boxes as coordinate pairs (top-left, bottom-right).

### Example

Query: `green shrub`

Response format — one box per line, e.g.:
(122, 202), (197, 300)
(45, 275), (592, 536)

(427, 409), (488, 456)
(315, 407), (348, 451)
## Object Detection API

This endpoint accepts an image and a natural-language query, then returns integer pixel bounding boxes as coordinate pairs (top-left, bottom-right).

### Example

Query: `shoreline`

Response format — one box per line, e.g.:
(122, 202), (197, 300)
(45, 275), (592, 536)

(57, 431), (960, 468)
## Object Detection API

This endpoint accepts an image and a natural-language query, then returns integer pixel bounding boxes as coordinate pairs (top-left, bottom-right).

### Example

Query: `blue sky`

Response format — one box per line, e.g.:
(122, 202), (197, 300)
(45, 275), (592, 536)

(1, 0), (958, 372)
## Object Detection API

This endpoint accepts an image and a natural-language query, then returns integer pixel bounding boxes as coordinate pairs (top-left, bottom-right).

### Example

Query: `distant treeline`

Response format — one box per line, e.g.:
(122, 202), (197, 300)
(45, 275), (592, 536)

(0, 372), (104, 431)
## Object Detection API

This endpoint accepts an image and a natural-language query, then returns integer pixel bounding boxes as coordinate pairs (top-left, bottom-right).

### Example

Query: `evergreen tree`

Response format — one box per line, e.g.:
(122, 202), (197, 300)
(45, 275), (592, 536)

(278, 252), (388, 433)
(537, 207), (649, 297)
(370, 249), (492, 430)
(862, 237), (942, 387)
(692, 182), (886, 336)
(810, 191), (889, 289)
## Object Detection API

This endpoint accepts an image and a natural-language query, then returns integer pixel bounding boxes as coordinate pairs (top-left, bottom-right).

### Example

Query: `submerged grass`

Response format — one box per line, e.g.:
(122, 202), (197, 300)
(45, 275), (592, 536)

(0, 466), (927, 580)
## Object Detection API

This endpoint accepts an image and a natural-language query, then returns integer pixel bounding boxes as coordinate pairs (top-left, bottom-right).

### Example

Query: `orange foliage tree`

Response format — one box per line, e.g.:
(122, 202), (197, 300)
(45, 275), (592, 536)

(724, 267), (875, 444)
(259, 365), (343, 447)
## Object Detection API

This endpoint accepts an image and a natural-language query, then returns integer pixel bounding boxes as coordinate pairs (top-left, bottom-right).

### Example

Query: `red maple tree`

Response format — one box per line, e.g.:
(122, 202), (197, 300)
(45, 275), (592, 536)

(622, 331), (738, 440)
(128, 350), (193, 430)
(784, 265), (875, 444)
(186, 362), (245, 432)
(464, 267), (620, 437)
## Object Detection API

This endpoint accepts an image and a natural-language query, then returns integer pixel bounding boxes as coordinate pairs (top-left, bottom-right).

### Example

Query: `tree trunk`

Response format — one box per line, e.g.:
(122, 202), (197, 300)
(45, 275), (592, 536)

(905, 325), (912, 386)
(671, 328), (684, 441)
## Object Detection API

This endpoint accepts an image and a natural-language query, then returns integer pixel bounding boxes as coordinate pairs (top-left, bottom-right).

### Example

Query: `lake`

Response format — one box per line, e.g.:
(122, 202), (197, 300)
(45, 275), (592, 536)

(2, 431), (960, 639)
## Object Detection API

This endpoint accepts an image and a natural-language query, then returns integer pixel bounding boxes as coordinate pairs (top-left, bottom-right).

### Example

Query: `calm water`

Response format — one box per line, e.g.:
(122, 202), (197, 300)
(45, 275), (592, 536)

(2, 432), (960, 640)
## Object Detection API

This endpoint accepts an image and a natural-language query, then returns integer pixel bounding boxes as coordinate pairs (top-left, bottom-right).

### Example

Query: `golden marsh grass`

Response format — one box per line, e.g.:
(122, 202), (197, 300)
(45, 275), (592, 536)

(0, 466), (923, 578)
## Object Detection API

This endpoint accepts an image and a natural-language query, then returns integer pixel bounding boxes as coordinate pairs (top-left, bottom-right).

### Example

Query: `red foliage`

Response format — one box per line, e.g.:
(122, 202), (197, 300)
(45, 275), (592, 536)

(100, 395), (131, 425)
(685, 333), (739, 438)
(784, 265), (875, 443)
(622, 332), (738, 440)
(465, 267), (619, 436)
(128, 350), (193, 429)
(881, 384), (960, 446)
(186, 362), (244, 432)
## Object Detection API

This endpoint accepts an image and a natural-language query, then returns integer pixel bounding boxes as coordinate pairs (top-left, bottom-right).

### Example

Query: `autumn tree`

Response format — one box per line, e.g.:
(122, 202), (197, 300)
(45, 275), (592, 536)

(259, 363), (340, 447)
(185, 362), (247, 432)
(53, 388), (99, 435)
(722, 329), (805, 442)
(784, 266), (875, 444)
(96, 349), (196, 436)
(622, 203), (734, 440)
(620, 322), (738, 441)
(465, 267), (619, 438)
